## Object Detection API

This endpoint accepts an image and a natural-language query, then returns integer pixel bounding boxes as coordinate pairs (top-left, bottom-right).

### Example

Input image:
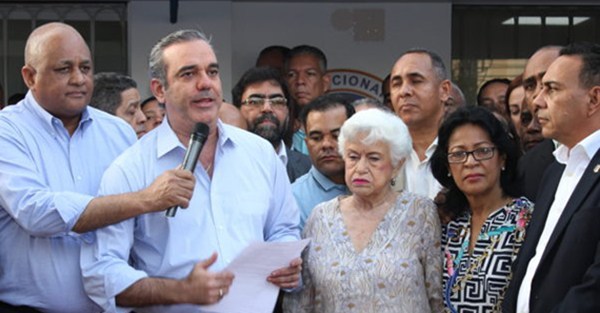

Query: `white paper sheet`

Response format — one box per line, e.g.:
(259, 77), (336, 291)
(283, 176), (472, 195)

(200, 238), (310, 313)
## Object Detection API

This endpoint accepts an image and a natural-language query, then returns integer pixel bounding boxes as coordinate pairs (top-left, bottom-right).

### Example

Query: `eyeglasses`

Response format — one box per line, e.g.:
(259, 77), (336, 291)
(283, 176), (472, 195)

(241, 96), (287, 109)
(447, 147), (496, 164)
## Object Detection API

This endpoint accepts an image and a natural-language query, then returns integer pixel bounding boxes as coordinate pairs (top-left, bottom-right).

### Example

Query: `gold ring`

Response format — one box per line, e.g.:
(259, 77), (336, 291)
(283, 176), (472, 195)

(219, 288), (224, 298)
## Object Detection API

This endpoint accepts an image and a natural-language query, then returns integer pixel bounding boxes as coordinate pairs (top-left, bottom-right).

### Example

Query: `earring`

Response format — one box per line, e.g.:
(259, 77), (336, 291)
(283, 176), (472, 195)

(391, 178), (396, 186)
(502, 166), (505, 171)
(447, 172), (451, 177)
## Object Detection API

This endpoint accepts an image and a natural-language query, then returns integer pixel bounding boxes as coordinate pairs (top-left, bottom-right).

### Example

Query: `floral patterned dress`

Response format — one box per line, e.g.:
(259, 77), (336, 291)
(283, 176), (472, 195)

(284, 192), (443, 313)
(442, 197), (533, 313)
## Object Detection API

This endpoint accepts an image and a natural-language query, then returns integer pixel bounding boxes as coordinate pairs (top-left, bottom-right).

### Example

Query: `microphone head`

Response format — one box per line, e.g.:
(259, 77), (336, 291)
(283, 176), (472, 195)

(193, 122), (210, 137)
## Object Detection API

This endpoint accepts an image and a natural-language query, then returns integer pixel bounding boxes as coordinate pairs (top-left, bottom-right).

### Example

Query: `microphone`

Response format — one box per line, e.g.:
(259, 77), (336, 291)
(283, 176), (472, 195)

(165, 122), (210, 217)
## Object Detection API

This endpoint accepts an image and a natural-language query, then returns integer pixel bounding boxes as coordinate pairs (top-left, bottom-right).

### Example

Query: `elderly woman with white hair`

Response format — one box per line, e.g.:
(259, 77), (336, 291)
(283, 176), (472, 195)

(284, 109), (443, 313)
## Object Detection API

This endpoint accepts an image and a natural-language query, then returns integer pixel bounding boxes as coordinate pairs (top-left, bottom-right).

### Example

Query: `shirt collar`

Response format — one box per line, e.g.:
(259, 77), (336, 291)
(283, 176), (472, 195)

(24, 90), (92, 134)
(553, 129), (600, 165)
(425, 137), (439, 158)
(276, 140), (288, 165)
(156, 115), (185, 159)
(215, 119), (237, 148)
(310, 166), (346, 191)
(410, 137), (438, 161)
(156, 117), (235, 159)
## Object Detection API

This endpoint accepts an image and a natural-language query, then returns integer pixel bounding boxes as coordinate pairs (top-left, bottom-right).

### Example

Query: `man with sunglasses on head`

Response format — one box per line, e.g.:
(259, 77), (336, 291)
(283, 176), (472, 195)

(232, 66), (310, 183)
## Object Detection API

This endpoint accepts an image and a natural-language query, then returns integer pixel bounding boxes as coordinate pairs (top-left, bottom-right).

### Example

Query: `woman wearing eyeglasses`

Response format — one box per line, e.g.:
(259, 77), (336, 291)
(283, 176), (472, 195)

(430, 106), (533, 313)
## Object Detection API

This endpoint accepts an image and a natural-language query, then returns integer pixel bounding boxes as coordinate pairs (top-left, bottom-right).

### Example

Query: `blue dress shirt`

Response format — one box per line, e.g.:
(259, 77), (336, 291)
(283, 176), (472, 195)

(292, 166), (349, 230)
(292, 129), (309, 155)
(81, 119), (300, 313)
(0, 92), (136, 312)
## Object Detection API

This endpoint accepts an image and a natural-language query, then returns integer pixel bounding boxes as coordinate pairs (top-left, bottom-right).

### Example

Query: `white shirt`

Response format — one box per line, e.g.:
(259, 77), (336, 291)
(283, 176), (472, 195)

(516, 129), (600, 313)
(393, 138), (442, 199)
(81, 120), (300, 313)
(276, 139), (288, 165)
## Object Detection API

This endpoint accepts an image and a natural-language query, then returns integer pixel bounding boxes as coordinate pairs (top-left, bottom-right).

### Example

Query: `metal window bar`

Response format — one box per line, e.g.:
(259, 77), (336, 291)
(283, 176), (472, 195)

(0, 3), (126, 105)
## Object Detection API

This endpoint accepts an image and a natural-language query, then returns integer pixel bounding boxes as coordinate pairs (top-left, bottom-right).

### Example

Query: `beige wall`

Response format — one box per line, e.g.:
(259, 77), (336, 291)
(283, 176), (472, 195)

(129, 1), (451, 101)
(129, 1), (233, 99)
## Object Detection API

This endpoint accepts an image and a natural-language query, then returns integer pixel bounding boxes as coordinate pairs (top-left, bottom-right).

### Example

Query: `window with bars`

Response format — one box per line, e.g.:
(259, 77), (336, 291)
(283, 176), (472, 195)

(452, 5), (600, 106)
(0, 3), (127, 106)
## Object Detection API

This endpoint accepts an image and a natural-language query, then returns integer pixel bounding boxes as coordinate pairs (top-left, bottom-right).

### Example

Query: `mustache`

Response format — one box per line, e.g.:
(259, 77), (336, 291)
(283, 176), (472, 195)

(191, 90), (216, 101)
(253, 113), (281, 128)
(319, 151), (341, 158)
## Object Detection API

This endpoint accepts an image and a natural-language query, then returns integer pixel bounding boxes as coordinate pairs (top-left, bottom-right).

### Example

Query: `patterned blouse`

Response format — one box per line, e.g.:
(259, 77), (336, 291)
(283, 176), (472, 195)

(442, 197), (534, 313)
(284, 192), (443, 313)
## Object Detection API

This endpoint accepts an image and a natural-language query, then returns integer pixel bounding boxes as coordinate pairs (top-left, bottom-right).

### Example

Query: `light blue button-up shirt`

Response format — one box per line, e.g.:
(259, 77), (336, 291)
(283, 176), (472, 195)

(0, 92), (136, 312)
(81, 119), (300, 313)
(292, 166), (349, 230)
(292, 128), (309, 155)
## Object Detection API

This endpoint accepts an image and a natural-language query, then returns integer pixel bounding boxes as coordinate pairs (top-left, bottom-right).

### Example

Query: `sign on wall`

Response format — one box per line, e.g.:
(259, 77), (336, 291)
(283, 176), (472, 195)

(327, 68), (383, 101)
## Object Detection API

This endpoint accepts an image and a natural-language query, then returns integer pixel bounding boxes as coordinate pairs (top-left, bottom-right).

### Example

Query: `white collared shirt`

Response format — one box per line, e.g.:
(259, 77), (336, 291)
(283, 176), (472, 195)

(276, 139), (288, 166)
(516, 129), (600, 312)
(394, 138), (442, 199)
(81, 119), (300, 313)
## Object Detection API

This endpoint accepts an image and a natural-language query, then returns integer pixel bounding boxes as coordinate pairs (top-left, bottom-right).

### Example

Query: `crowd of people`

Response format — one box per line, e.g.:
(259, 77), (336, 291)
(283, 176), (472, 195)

(0, 21), (599, 313)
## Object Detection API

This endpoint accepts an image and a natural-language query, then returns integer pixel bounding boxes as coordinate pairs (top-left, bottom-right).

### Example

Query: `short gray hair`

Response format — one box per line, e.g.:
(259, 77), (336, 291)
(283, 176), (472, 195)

(351, 97), (391, 112)
(148, 29), (211, 89)
(338, 108), (412, 167)
(401, 48), (448, 81)
(285, 45), (328, 74)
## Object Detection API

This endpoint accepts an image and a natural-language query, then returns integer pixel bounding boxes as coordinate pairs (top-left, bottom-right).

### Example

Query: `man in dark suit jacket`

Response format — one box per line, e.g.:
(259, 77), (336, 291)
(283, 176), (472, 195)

(286, 146), (311, 182)
(516, 138), (555, 201)
(516, 45), (561, 202)
(503, 42), (600, 313)
(232, 66), (311, 183)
